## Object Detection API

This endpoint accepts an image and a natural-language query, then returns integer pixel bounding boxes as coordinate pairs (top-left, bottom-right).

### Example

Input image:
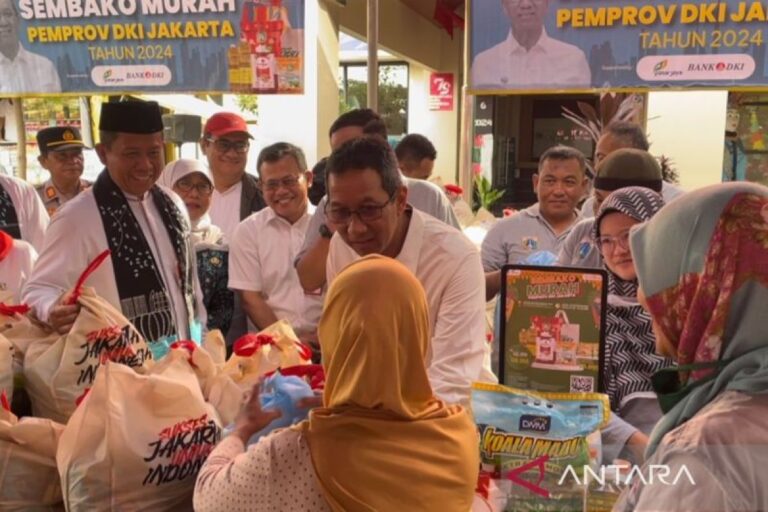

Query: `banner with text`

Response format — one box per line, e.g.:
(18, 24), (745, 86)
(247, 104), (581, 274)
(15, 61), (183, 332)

(0, 0), (304, 97)
(470, 0), (768, 92)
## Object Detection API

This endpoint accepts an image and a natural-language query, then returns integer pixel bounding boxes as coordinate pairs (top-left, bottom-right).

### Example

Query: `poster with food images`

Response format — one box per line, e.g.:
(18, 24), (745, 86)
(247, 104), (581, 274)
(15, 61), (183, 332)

(499, 265), (607, 394)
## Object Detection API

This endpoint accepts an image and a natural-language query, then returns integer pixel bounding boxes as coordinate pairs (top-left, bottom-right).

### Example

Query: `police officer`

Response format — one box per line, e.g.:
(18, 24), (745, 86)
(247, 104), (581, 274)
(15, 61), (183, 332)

(35, 126), (91, 216)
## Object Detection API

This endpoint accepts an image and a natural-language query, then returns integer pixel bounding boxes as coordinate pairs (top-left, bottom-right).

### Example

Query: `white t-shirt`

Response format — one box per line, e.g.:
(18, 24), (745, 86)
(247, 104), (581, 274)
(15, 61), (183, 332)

(0, 174), (50, 252)
(229, 204), (321, 333)
(0, 239), (36, 303)
(326, 208), (496, 406)
(210, 182), (243, 244)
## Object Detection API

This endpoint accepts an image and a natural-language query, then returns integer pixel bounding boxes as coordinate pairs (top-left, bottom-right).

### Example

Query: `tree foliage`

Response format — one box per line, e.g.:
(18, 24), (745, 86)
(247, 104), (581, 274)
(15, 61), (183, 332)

(339, 65), (408, 136)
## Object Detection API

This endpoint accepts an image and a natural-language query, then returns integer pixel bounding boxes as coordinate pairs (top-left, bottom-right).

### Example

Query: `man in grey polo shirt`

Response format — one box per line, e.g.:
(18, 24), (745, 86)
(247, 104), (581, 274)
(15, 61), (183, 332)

(482, 145), (588, 301)
(296, 109), (458, 293)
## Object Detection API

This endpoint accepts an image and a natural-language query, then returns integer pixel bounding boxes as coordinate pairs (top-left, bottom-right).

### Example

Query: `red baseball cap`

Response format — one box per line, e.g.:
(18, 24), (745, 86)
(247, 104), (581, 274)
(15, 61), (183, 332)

(203, 112), (253, 139)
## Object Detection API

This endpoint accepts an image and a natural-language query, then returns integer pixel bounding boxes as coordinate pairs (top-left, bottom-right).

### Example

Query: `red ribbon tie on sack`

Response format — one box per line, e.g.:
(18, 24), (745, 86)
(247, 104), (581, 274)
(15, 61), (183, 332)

(0, 303), (30, 316)
(67, 250), (112, 305)
(170, 340), (199, 368)
(233, 333), (277, 357)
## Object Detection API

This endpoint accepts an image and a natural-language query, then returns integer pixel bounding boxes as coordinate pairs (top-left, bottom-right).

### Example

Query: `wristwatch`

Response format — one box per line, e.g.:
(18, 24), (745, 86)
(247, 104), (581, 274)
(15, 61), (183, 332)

(319, 224), (333, 239)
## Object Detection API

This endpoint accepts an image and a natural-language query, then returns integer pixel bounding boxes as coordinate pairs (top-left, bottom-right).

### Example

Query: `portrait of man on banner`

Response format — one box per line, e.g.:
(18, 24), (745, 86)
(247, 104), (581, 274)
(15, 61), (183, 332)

(471, 0), (591, 90)
(0, 0), (61, 94)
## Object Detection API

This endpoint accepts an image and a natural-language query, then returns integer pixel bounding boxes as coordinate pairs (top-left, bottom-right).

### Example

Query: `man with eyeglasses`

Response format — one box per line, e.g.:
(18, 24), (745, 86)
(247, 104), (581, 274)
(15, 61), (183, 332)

(200, 112), (266, 344)
(35, 126), (92, 217)
(200, 112), (266, 244)
(229, 142), (321, 338)
(296, 108), (459, 293)
(470, 0), (590, 90)
(0, 0), (61, 94)
(324, 137), (495, 406)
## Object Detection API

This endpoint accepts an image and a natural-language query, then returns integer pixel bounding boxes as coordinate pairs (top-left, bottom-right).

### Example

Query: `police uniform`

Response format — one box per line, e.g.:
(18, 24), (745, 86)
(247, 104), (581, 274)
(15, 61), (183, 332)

(35, 178), (92, 216)
(34, 126), (90, 216)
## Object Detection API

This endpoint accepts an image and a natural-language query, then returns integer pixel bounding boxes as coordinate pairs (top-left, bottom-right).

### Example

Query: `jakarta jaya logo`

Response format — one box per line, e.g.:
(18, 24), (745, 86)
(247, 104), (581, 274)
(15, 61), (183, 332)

(103, 69), (112, 80)
(654, 60), (668, 72)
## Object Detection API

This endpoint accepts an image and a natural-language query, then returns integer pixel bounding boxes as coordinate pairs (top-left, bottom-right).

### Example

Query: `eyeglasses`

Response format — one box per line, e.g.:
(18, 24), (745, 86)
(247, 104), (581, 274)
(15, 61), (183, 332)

(324, 194), (395, 225)
(261, 174), (304, 191)
(175, 180), (213, 196)
(207, 138), (249, 154)
(596, 230), (631, 253)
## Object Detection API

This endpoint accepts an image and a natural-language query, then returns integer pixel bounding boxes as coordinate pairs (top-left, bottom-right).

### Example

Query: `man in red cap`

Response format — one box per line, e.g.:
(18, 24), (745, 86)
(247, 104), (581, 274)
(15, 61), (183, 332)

(200, 112), (265, 344)
(200, 112), (266, 243)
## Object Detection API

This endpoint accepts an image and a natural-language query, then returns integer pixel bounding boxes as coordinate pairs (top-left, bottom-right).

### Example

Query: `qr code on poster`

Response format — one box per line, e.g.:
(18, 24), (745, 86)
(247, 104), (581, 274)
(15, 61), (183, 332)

(570, 375), (594, 392)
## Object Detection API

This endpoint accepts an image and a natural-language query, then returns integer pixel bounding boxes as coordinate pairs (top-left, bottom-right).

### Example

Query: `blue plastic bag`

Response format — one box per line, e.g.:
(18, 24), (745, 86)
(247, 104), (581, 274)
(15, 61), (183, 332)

(522, 250), (559, 266)
(243, 371), (315, 445)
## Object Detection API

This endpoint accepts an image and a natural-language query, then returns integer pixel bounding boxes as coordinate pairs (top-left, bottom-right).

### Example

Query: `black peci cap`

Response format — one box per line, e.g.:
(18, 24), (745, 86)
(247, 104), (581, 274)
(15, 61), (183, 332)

(99, 100), (164, 134)
(36, 126), (86, 154)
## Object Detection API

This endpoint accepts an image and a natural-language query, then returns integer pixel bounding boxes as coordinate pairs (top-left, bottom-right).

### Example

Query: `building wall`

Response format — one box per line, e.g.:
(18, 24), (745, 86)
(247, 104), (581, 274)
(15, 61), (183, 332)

(407, 66), (460, 185)
(646, 90), (728, 191)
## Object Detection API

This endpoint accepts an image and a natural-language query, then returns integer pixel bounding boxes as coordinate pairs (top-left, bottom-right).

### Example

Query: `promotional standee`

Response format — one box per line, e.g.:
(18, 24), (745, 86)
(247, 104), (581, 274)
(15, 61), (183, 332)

(470, 0), (768, 92)
(0, 0), (304, 96)
(499, 265), (608, 394)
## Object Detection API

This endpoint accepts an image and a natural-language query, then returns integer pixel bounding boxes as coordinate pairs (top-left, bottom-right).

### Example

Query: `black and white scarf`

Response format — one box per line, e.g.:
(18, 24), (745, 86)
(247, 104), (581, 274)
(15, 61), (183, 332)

(0, 183), (21, 240)
(593, 187), (674, 411)
(93, 170), (195, 344)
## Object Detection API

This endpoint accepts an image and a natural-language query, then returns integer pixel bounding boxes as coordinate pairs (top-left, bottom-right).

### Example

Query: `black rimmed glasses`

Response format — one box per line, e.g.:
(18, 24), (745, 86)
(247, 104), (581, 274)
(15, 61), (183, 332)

(175, 179), (213, 196)
(324, 193), (395, 224)
(207, 137), (249, 154)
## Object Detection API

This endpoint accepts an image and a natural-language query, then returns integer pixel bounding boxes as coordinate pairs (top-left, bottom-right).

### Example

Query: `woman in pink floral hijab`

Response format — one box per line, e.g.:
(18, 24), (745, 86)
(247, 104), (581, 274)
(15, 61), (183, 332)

(614, 182), (768, 511)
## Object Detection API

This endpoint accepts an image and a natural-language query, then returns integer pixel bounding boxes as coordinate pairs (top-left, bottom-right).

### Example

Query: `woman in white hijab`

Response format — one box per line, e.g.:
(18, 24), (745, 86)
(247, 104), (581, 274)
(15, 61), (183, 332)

(160, 159), (233, 337)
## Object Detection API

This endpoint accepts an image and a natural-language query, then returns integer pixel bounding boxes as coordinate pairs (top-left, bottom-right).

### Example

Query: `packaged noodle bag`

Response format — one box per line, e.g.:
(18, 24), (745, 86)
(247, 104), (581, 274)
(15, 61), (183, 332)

(223, 320), (312, 387)
(24, 251), (153, 423)
(0, 392), (66, 511)
(57, 360), (223, 511)
(471, 383), (609, 512)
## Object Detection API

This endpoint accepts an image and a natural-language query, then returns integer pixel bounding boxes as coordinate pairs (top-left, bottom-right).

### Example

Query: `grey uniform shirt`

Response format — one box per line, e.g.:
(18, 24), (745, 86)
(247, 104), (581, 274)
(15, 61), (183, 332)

(481, 203), (581, 271)
(297, 176), (460, 262)
(557, 217), (602, 269)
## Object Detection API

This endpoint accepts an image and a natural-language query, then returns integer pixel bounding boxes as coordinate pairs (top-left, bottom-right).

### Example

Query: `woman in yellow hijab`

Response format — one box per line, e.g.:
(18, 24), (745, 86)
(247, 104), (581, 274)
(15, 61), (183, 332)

(194, 256), (479, 512)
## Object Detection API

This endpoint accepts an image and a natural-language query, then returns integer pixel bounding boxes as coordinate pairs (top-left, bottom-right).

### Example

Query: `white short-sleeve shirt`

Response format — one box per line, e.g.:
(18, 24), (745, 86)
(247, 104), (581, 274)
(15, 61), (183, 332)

(326, 208), (495, 406)
(229, 204), (321, 332)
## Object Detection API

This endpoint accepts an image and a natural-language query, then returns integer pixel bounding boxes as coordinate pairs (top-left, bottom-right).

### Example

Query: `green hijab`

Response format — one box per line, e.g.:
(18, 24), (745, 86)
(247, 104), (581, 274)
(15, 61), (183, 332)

(630, 182), (768, 456)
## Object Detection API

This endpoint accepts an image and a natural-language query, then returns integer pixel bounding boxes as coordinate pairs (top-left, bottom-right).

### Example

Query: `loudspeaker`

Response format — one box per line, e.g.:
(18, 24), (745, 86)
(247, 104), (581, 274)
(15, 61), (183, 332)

(162, 114), (202, 145)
